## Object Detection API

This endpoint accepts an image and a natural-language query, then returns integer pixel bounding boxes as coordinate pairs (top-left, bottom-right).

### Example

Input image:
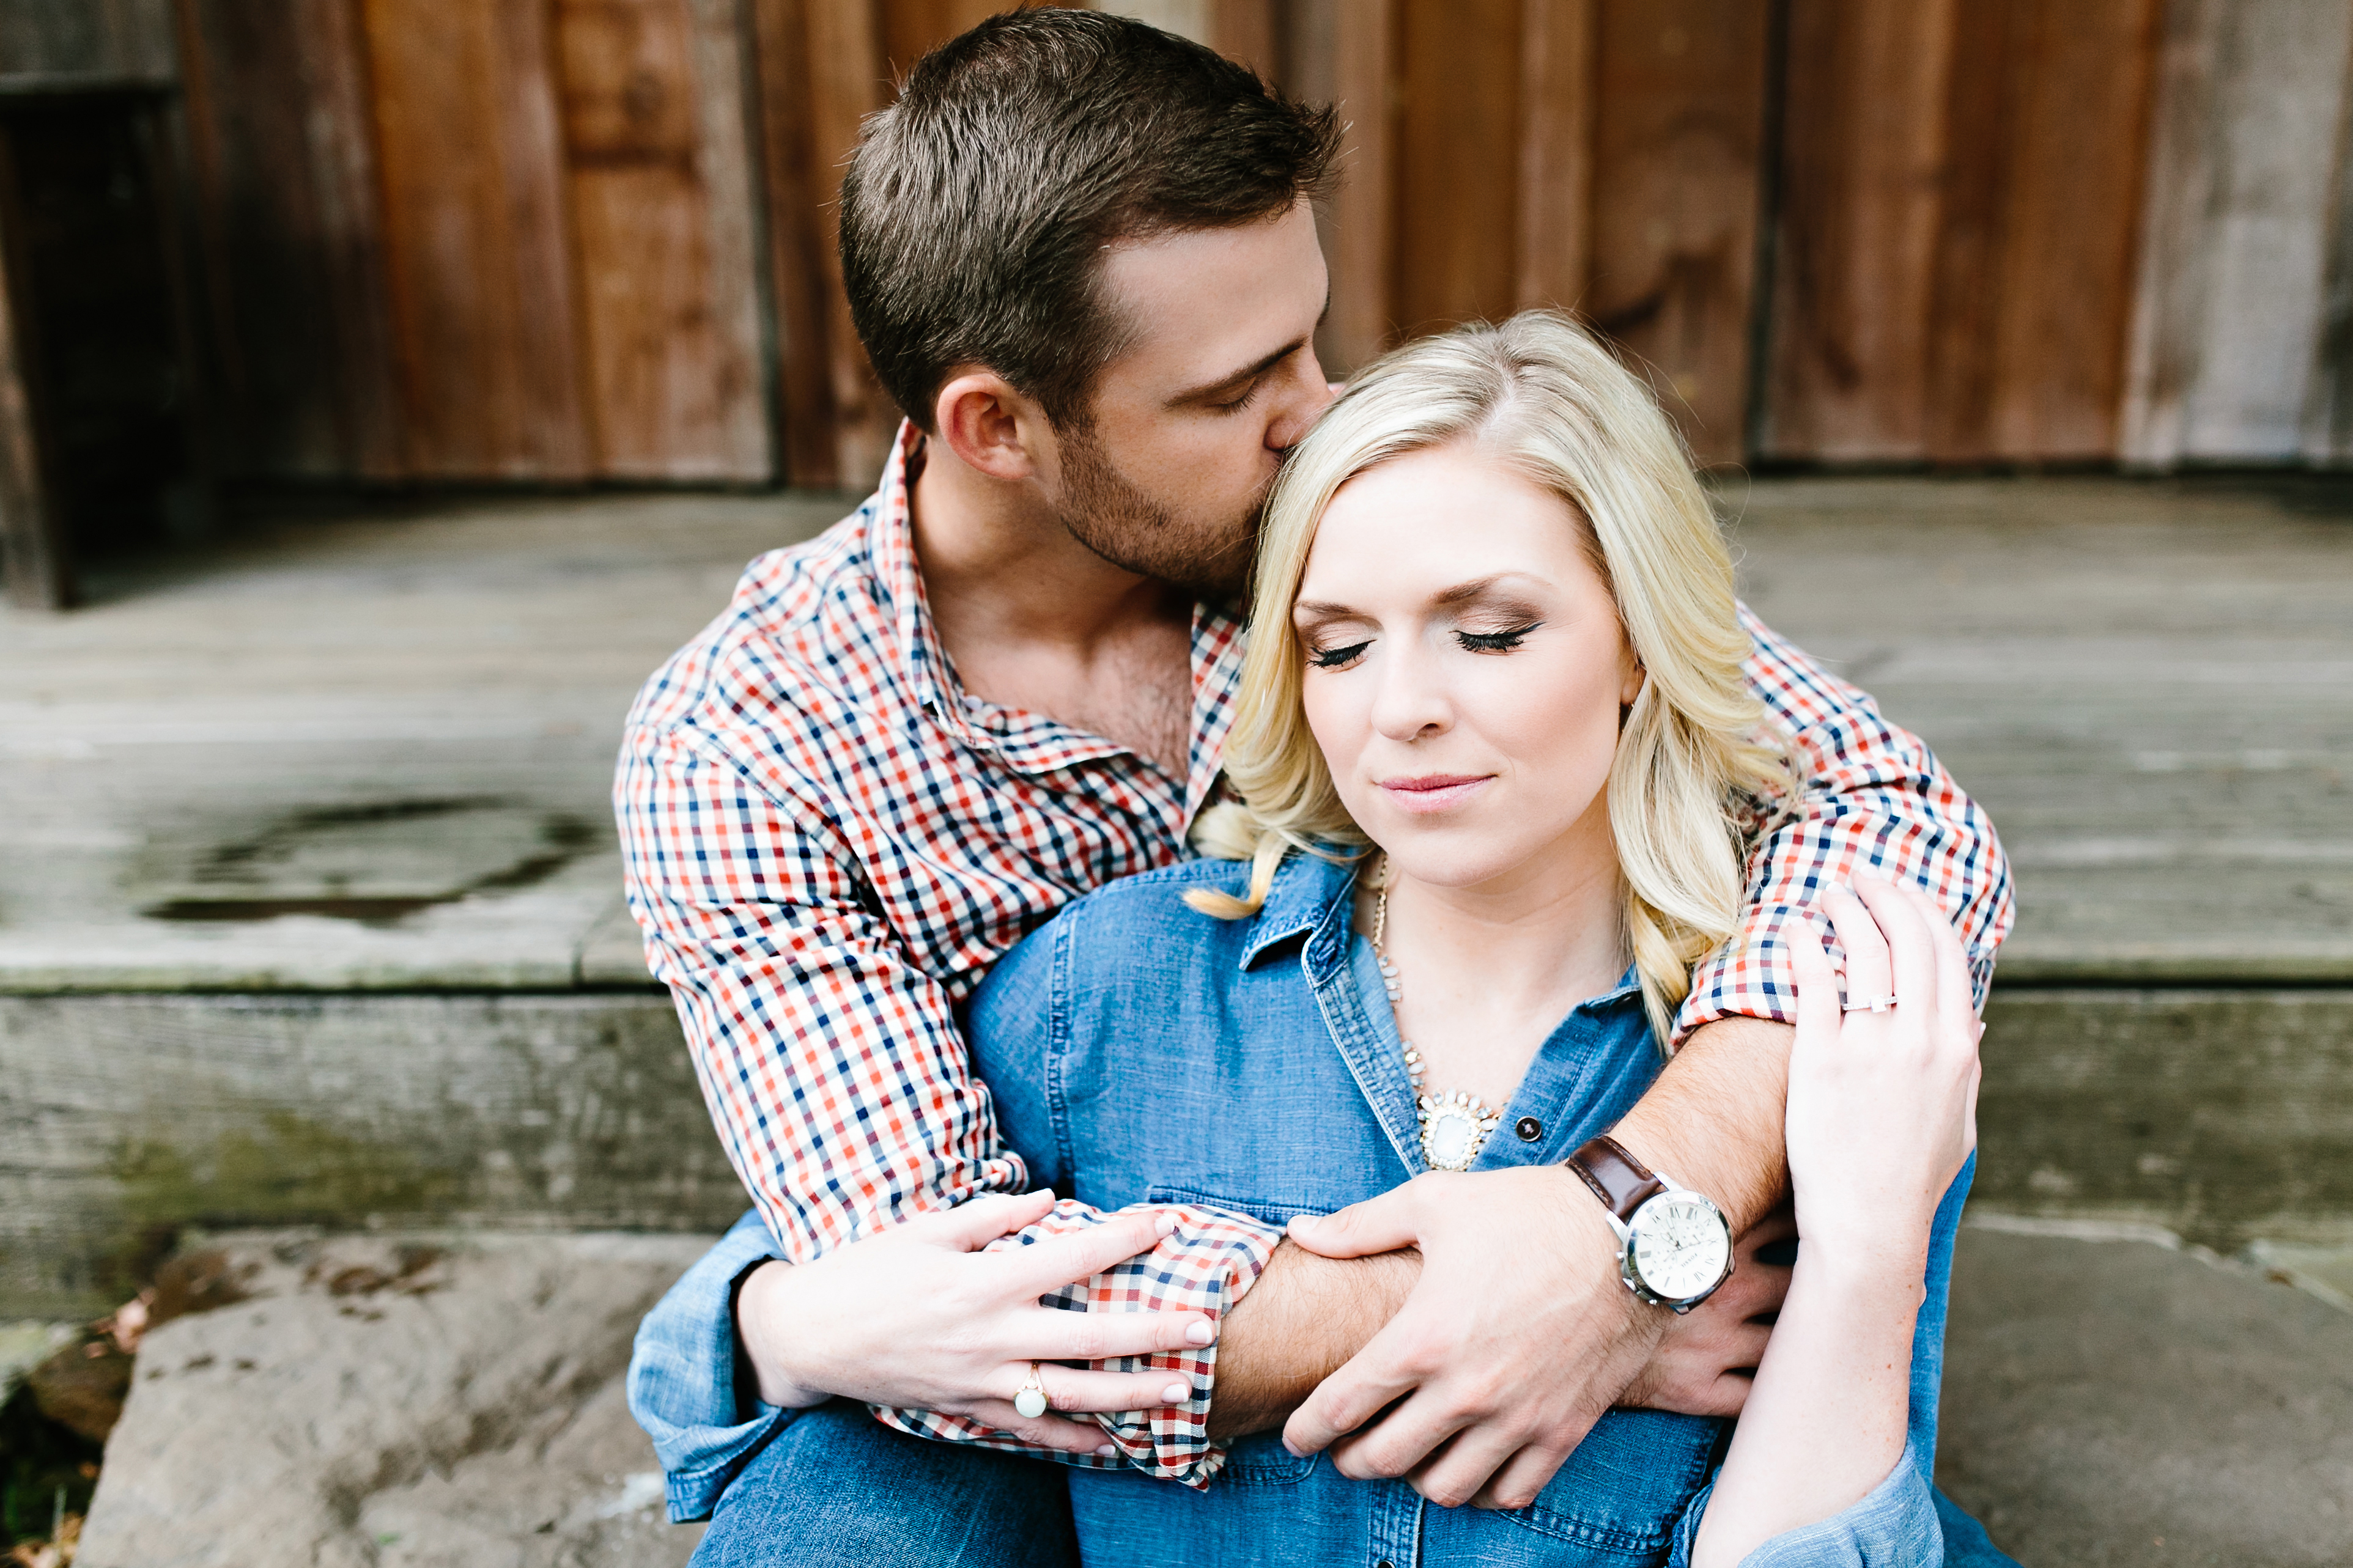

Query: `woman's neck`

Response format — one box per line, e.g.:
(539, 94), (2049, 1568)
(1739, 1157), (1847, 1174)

(1371, 818), (1626, 1114)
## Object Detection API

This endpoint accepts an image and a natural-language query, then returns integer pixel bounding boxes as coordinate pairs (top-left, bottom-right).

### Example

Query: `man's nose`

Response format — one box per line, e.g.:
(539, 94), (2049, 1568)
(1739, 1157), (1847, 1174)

(1264, 349), (1337, 452)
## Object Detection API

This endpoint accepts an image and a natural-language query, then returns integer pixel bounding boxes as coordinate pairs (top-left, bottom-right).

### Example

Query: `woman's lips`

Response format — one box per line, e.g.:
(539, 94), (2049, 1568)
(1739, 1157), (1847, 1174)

(1376, 774), (1493, 814)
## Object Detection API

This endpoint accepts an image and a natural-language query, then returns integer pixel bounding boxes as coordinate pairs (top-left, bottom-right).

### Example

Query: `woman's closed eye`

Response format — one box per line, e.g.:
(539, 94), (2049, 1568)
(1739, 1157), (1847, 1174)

(1457, 622), (1541, 653)
(1307, 639), (1371, 669)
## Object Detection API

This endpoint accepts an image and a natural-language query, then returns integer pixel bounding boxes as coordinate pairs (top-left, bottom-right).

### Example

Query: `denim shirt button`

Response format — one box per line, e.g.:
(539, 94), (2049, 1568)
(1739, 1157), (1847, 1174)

(1515, 1116), (1543, 1143)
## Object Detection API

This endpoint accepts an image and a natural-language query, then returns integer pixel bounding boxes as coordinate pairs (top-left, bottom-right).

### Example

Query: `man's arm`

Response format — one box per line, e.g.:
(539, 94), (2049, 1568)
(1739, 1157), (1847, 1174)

(617, 720), (1266, 1489)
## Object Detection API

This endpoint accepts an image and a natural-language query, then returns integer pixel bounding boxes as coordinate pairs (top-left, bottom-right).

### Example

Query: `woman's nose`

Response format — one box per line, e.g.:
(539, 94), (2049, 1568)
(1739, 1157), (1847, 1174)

(1368, 641), (1452, 741)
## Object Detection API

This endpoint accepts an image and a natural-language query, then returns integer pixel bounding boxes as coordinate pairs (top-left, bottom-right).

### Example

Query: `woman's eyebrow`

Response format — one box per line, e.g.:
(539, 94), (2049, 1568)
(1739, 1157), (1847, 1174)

(1430, 575), (1548, 611)
(1291, 598), (1364, 621)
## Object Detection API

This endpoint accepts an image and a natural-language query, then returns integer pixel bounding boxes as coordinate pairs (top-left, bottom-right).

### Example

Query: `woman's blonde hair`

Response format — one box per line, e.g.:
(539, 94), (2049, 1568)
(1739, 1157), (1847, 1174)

(1185, 309), (1790, 1047)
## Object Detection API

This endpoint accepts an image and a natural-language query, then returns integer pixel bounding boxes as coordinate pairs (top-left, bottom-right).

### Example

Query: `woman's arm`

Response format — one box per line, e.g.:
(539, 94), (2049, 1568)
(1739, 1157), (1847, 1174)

(1689, 877), (1981, 1566)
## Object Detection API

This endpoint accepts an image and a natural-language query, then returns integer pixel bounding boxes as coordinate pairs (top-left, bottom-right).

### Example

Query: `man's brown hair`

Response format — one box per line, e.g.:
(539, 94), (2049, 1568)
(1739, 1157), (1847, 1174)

(840, 8), (1341, 432)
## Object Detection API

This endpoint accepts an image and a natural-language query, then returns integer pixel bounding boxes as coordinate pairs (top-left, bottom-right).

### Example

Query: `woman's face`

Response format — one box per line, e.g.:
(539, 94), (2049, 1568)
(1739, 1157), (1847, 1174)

(1293, 442), (1643, 897)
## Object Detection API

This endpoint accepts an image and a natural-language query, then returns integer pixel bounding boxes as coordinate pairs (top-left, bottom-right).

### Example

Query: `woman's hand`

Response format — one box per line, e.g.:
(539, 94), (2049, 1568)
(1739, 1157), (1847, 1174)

(737, 1191), (1218, 1456)
(1784, 875), (1982, 1262)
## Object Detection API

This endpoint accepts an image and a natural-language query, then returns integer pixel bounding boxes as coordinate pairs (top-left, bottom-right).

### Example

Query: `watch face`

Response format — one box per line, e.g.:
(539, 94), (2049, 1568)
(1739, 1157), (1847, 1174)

(1631, 1195), (1731, 1301)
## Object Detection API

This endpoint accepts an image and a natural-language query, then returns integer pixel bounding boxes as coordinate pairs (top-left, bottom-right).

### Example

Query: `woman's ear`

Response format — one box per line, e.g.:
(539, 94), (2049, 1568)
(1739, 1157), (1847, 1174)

(933, 369), (1050, 483)
(1619, 652), (1648, 709)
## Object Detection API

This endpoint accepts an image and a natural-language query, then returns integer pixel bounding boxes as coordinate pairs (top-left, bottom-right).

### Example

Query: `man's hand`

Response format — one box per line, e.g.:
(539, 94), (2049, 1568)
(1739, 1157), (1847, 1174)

(1621, 1204), (1795, 1417)
(1279, 1166), (1664, 1510)
(736, 1191), (1217, 1456)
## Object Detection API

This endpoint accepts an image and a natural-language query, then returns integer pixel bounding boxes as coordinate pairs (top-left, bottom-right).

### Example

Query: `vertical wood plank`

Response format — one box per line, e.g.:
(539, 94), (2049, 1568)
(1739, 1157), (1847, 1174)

(2118, 0), (2222, 468)
(1757, 0), (1955, 460)
(364, 0), (591, 479)
(2121, 0), (2353, 466)
(552, 0), (768, 481)
(174, 0), (400, 479)
(748, 0), (835, 485)
(748, 0), (892, 488)
(0, 128), (68, 608)
(1586, 0), (1769, 466)
(1515, 0), (1595, 315)
(1392, 0), (1520, 335)
(2302, 24), (2353, 463)
(1931, 0), (2160, 462)
(1320, 0), (1392, 375)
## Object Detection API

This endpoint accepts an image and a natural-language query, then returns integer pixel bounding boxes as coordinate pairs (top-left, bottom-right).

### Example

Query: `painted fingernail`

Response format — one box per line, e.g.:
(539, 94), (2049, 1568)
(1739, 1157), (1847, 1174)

(1095, 1444), (1116, 1457)
(1186, 1320), (1216, 1345)
(1162, 1381), (1191, 1404)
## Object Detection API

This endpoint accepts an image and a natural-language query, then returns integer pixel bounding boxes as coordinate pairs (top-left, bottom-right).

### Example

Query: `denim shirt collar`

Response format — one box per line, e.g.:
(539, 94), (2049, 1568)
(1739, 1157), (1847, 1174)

(1232, 849), (1648, 1176)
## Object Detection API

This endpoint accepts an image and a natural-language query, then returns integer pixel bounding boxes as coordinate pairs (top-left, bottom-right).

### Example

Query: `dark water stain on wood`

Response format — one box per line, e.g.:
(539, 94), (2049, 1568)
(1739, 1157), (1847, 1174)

(141, 801), (598, 926)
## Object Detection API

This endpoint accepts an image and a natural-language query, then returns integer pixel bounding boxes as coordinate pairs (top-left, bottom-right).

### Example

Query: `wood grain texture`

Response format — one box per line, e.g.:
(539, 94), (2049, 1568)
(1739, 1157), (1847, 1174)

(1392, 0), (1520, 337)
(175, 0), (403, 481)
(1514, 0), (1595, 315)
(553, 0), (767, 480)
(1767, 0), (2160, 465)
(1759, 0), (1956, 460)
(363, 0), (591, 479)
(1319, 0), (1391, 375)
(1928, 0), (2159, 463)
(2123, 0), (2353, 467)
(2304, 22), (2353, 465)
(748, 0), (893, 487)
(0, 127), (65, 607)
(1586, 0), (1768, 466)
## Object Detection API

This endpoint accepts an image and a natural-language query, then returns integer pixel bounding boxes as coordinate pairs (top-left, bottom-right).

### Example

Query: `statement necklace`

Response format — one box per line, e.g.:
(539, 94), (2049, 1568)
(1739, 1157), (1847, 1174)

(1371, 860), (1503, 1172)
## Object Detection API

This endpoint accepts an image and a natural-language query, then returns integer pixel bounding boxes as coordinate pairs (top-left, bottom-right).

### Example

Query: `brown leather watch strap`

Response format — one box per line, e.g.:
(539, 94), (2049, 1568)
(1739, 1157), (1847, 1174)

(1564, 1135), (1666, 1223)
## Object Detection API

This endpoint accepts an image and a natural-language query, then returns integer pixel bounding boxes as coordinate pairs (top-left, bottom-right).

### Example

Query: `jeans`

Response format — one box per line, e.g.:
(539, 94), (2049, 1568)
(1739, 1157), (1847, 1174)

(687, 1400), (1079, 1568)
(684, 1401), (2020, 1568)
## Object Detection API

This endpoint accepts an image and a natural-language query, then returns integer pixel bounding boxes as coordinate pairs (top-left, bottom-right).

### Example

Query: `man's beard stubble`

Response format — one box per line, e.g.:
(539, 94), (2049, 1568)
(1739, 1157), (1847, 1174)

(1052, 422), (1265, 600)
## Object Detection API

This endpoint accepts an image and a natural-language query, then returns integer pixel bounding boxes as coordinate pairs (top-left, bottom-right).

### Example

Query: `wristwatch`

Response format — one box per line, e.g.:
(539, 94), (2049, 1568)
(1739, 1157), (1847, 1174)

(1563, 1135), (1734, 1314)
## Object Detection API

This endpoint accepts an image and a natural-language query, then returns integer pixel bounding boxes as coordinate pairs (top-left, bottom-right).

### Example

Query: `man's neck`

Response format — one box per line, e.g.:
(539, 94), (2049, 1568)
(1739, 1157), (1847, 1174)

(907, 437), (1196, 779)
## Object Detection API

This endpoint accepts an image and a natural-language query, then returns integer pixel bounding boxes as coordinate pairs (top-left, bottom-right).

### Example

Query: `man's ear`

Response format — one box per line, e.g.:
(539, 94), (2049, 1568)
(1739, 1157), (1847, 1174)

(933, 369), (1052, 483)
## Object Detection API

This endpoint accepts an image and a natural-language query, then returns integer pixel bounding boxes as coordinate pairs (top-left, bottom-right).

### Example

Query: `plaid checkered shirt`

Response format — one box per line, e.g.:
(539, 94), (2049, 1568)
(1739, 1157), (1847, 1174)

(616, 424), (2014, 1487)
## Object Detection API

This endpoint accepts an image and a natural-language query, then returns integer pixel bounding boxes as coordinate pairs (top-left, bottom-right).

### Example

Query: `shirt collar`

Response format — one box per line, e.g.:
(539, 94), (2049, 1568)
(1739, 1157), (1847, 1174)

(863, 419), (1247, 825)
(1238, 849), (1364, 970)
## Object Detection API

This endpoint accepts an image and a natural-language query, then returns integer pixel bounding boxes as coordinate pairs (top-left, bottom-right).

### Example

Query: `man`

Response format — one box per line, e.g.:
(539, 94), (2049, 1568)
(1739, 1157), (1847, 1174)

(618, 11), (2016, 1565)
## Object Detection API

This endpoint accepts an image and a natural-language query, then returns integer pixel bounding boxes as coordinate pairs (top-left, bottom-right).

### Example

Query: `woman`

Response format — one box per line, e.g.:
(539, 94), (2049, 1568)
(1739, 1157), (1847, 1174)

(963, 310), (1981, 1565)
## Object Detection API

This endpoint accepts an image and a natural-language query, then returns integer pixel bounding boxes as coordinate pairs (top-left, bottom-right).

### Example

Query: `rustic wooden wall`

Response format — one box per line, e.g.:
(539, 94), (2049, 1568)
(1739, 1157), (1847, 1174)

(176, 0), (769, 485)
(32, 0), (2353, 507)
(1289, 1), (1769, 466)
(1759, 0), (2164, 465)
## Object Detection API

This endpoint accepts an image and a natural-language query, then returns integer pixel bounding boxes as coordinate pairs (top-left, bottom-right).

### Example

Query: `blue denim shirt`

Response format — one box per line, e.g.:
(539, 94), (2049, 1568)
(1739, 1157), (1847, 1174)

(631, 850), (2000, 1566)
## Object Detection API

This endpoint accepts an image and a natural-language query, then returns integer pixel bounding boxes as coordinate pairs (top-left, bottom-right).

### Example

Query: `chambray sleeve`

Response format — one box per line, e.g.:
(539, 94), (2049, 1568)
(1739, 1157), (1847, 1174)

(1677, 606), (2015, 1043)
(1667, 1439), (1945, 1568)
(616, 721), (1274, 1494)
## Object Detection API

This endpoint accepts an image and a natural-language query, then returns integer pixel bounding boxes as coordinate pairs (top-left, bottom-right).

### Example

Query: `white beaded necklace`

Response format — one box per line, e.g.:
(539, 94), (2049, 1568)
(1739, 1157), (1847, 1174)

(1370, 858), (1502, 1172)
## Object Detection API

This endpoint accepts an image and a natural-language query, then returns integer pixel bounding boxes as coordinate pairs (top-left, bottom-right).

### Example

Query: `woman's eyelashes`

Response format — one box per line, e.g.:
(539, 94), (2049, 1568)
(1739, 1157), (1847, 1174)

(1304, 622), (1540, 668)
(1457, 621), (1541, 653)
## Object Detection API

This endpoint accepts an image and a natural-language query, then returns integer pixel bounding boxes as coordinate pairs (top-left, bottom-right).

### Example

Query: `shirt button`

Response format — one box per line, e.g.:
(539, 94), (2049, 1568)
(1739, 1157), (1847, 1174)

(1515, 1116), (1544, 1143)
(1377, 1561), (1395, 1568)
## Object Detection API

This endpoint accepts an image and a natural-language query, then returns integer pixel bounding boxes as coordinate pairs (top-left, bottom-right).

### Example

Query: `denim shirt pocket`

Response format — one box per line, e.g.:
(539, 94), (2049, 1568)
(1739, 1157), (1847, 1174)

(1499, 1407), (1724, 1559)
